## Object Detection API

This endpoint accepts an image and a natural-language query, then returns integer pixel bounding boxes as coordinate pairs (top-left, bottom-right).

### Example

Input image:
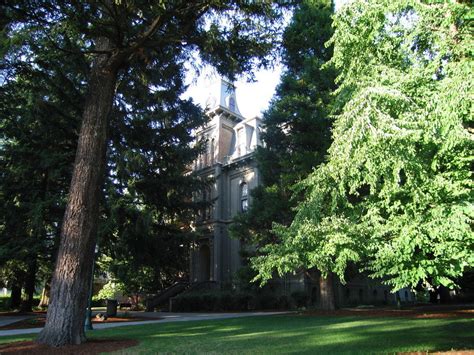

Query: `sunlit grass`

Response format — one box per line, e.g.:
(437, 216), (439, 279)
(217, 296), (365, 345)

(1, 315), (473, 354)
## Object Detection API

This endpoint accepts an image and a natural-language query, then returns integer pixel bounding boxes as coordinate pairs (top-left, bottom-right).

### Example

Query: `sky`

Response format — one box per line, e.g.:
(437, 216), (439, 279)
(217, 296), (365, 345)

(182, 0), (350, 119)
(181, 64), (283, 119)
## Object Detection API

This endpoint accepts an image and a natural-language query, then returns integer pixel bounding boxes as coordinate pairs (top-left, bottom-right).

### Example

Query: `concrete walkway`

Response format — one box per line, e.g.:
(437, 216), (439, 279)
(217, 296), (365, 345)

(0, 311), (288, 337)
(0, 316), (34, 328)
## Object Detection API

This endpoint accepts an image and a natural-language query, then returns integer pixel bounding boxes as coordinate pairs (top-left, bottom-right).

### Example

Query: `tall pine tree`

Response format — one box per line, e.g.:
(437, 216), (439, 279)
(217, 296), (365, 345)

(230, 0), (337, 309)
(97, 72), (207, 300)
(3, 1), (290, 346)
(0, 48), (83, 311)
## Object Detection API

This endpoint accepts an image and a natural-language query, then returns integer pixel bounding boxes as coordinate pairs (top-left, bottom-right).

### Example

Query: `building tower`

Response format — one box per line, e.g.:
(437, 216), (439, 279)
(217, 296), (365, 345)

(187, 79), (409, 307)
(190, 79), (262, 285)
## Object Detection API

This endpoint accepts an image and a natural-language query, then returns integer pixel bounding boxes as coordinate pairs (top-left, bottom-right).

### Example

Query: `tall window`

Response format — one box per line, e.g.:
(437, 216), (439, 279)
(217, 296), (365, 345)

(203, 139), (208, 167)
(237, 128), (244, 156)
(210, 138), (215, 164)
(240, 182), (248, 212)
(202, 187), (212, 220)
(229, 97), (236, 111)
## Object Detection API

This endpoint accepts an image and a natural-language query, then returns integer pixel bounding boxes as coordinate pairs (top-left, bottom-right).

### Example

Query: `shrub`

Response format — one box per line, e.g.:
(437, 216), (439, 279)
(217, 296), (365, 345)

(172, 290), (257, 312)
(0, 296), (10, 311)
(236, 293), (253, 310)
(171, 289), (301, 312)
(219, 292), (237, 311)
(91, 299), (106, 307)
(0, 296), (41, 311)
(291, 291), (309, 308)
(278, 295), (291, 309)
(255, 293), (279, 310)
(96, 281), (124, 301)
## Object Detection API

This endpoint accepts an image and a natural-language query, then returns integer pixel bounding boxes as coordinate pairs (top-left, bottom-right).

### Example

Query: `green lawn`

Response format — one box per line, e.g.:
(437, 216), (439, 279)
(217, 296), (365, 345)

(1, 315), (473, 354)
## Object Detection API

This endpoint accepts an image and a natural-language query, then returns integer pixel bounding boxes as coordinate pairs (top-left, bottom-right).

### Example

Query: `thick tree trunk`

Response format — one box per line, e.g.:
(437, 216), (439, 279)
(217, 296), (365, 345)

(20, 257), (38, 312)
(10, 285), (22, 310)
(37, 38), (118, 347)
(429, 289), (438, 304)
(319, 272), (335, 311)
(439, 286), (451, 304)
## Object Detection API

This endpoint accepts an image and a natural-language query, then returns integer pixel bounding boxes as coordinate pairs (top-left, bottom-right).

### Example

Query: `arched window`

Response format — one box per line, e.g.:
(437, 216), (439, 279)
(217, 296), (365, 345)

(240, 182), (248, 212)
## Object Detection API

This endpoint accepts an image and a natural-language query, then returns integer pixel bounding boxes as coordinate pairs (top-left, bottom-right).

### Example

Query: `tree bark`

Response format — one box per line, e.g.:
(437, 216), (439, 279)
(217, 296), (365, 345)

(10, 285), (22, 310)
(20, 257), (38, 312)
(319, 272), (335, 311)
(429, 289), (438, 304)
(37, 38), (118, 346)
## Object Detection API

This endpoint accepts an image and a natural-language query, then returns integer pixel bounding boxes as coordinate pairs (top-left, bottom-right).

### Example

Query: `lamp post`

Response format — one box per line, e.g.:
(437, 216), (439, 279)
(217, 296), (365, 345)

(84, 244), (99, 331)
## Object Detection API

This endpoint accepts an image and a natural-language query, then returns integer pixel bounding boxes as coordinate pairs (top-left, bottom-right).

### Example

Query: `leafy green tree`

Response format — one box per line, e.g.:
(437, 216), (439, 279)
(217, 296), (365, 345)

(3, 1), (290, 346)
(230, 0), (336, 308)
(94, 279), (124, 302)
(252, 0), (473, 298)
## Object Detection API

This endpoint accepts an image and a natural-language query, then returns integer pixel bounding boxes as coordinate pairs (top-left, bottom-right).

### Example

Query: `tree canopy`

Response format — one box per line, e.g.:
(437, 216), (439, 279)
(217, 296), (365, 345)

(2, 0), (291, 346)
(0, 42), (82, 310)
(231, 0), (336, 249)
(252, 0), (474, 293)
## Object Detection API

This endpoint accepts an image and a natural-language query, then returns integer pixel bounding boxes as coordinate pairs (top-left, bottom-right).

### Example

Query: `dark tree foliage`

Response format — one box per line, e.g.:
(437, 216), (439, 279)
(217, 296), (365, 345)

(0, 52), (83, 311)
(2, 1), (290, 346)
(231, 0), (336, 252)
(98, 72), (208, 295)
(230, 0), (336, 309)
(0, 15), (205, 312)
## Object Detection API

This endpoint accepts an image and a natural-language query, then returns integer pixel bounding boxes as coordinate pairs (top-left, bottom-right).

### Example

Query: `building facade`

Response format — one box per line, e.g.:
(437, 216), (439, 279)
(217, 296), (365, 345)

(190, 79), (261, 285)
(189, 79), (414, 306)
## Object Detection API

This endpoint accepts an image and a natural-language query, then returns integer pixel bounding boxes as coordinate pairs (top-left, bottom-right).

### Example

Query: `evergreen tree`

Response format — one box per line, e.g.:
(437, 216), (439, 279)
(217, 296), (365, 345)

(0, 19), (204, 313)
(3, 1), (290, 346)
(0, 52), (82, 311)
(98, 76), (207, 299)
(252, 0), (473, 296)
(230, 0), (336, 308)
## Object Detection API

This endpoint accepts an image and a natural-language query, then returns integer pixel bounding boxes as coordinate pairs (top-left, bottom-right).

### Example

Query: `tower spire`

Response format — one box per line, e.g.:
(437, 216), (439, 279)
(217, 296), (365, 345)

(205, 78), (241, 116)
